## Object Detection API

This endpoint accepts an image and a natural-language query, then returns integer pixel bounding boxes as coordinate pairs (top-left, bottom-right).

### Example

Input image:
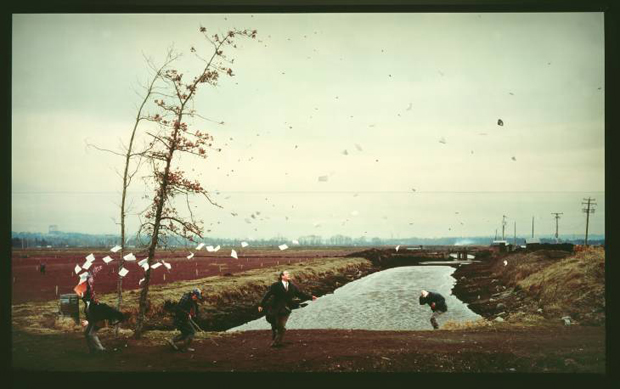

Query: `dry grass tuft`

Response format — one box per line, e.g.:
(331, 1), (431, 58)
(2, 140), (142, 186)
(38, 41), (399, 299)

(441, 318), (493, 330)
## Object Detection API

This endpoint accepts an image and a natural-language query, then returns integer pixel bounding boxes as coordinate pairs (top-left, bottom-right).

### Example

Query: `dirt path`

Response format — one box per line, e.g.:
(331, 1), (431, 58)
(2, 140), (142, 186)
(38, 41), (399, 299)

(12, 324), (604, 373)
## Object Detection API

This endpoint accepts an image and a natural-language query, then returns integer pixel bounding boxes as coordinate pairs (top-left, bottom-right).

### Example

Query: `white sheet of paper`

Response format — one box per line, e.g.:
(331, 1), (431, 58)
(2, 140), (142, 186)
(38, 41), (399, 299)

(138, 258), (149, 267)
(151, 263), (162, 269)
(162, 261), (172, 270)
(292, 240), (299, 245)
(196, 243), (205, 250)
(214, 245), (221, 252)
(102, 256), (114, 264)
(395, 245), (400, 252)
(206, 245), (215, 252)
(504, 260), (508, 266)
(118, 268), (129, 277)
(279, 244), (289, 251)
(141, 263), (149, 271)
(139, 278), (145, 285)
(82, 261), (93, 270)
(123, 253), (136, 261)
(79, 273), (89, 283)
(110, 245), (122, 253)
(74, 264), (82, 274)
(231, 249), (238, 259)
(187, 252), (195, 259)
(241, 241), (249, 248)
(86, 253), (95, 262)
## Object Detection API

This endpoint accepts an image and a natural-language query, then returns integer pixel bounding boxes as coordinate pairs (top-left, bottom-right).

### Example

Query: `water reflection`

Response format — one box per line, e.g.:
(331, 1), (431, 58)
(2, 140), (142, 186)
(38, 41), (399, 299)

(229, 266), (481, 332)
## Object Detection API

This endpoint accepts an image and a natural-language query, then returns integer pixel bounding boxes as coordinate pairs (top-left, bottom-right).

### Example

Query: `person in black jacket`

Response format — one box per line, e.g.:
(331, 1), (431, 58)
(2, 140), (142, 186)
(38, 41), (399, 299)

(258, 270), (317, 348)
(419, 289), (448, 329)
(167, 288), (202, 352)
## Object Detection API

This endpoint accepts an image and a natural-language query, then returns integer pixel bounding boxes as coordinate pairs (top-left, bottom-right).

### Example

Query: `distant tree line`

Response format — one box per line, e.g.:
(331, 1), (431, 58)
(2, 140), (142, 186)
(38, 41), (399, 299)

(11, 231), (605, 249)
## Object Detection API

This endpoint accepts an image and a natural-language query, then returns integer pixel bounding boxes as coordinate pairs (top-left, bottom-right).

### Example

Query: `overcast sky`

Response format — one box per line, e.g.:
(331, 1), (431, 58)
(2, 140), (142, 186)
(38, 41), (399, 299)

(12, 13), (605, 240)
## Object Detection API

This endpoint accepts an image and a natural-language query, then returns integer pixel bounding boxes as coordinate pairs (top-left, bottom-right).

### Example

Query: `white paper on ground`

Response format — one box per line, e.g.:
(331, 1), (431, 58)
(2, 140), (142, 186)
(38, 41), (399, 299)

(102, 256), (114, 264)
(279, 244), (289, 251)
(504, 260), (508, 266)
(123, 253), (136, 261)
(74, 264), (82, 274)
(110, 245), (122, 253)
(86, 253), (95, 262)
(196, 243), (205, 250)
(213, 245), (221, 252)
(187, 252), (195, 259)
(151, 263), (162, 269)
(395, 245), (400, 252)
(241, 241), (249, 248)
(231, 249), (238, 259)
(118, 268), (129, 277)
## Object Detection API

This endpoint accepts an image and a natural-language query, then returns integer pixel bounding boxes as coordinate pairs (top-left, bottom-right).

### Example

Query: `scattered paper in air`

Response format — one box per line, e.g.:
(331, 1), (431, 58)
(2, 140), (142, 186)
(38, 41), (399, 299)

(150, 263), (162, 269)
(118, 268), (129, 277)
(110, 245), (122, 253)
(231, 249), (238, 259)
(162, 261), (172, 270)
(292, 240), (299, 245)
(82, 261), (93, 270)
(86, 253), (96, 262)
(395, 245), (400, 252)
(138, 258), (149, 267)
(79, 272), (89, 282)
(206, 245), (215, 252)
(123, 253), (136, 261)
(213, 245), (221, 252)
(279, 244), (289, 251)
(187, 252), (195, 260)
(318, 175), (328, 182)
(241, 241), (249, 248)
(74, 264), (82, 274)
(355, 144), (363, 151)
(503, 260), (508, 266)
(141, 263), (149, 271)
(139, 278), (145, 285)
(102, 256), (114, 264)
(196, 243), (205, 251)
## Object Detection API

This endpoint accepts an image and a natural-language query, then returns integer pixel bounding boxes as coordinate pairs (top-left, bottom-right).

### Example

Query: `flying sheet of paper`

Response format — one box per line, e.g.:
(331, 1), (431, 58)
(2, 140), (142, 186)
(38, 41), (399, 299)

(187, 252), (195, 260)
(141, 263), (149, 271)
(241, 241), (249, 248)
(138, 258), (149, 267)
(206, 245), (215, 252)
(213, 245), (221, 252)
(86, 253), (95, 262)
(110, 245), (122, 253)
(123, 253), (136, 261)
(196, 243), (205, 250)
(292, 240), (299, 245)
(102, 256), (114, 264)
(231, 249), (238, 259)
(395, 245), (400, 252)
(150, 263), (162, 269)
(279, 244), (289, 251)
(82, 261), (93, 270)
(74, 264), (82, 274)
(118, 268), (129, 277)
(162, 261), (171, 270)
(139, 278), (145, 285)
(79, 272), (89, 282)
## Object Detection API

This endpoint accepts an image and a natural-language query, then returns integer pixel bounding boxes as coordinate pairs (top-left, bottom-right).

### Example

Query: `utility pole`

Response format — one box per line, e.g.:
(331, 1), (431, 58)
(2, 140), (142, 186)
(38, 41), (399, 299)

(514, 221), (517, 246)
(495, 229), (498, 240)
(502, 215), (507, 240)
(531, 216), (534, 239)
(582, 197), (597, 246)
(551, 212), (563, 243)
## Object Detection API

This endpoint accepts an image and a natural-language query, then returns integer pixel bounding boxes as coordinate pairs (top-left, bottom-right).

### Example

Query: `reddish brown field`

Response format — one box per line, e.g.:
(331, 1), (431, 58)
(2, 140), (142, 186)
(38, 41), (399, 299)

(11, 247), (363, 304)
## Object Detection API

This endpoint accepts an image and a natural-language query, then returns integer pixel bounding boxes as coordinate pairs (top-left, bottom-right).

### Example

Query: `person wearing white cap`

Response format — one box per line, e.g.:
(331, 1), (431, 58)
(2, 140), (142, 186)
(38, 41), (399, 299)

(258, 270), (317, 348)
(419, 289), (448, 329)
(167, 288), (202, 352)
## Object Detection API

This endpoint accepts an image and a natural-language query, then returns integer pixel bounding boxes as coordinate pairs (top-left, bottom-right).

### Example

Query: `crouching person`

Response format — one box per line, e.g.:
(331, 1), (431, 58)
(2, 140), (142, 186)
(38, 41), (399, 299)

(167, 288), (202, 352)
(419, 289), (448, 330)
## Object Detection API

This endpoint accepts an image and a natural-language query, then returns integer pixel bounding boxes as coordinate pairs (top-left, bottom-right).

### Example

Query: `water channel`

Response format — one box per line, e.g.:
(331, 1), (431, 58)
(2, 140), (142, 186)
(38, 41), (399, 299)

(228, 265), (481, 332)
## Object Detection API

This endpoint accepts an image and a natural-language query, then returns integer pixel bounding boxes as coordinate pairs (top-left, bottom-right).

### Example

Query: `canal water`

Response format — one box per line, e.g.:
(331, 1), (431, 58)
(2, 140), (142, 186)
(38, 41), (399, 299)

(228, 265), (481, 332)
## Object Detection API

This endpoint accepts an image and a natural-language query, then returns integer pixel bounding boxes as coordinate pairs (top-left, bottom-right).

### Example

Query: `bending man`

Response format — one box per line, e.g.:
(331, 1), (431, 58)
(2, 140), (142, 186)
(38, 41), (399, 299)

(419, 289), (448, 330)
(258, 270), (316, 348)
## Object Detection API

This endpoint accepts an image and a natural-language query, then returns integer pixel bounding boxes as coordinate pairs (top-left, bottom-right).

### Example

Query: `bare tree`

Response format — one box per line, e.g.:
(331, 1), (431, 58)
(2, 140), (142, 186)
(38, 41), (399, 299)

(133, 26), (257, 338)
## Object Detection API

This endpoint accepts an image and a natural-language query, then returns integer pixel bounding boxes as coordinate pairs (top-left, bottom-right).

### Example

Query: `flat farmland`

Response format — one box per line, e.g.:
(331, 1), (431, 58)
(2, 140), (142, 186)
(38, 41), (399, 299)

(11, 247), (365, 304)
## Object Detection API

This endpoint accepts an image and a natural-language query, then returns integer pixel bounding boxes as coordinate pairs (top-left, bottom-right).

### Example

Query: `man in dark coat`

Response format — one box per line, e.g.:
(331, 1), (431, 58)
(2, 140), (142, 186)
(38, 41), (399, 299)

(258, 270), (317, 348)
(167, 288), (202, 352)
(419, 289), (448, 329)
